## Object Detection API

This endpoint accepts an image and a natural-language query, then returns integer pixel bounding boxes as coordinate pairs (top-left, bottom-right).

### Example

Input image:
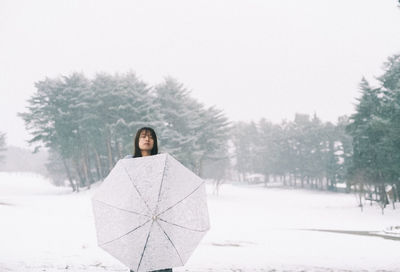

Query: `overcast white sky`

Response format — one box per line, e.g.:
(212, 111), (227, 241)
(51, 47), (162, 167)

(1, 0), (400, 148)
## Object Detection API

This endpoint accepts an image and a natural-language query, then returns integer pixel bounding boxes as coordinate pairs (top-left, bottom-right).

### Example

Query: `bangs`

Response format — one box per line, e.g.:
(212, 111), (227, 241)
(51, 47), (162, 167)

(139, 127), (155, 137)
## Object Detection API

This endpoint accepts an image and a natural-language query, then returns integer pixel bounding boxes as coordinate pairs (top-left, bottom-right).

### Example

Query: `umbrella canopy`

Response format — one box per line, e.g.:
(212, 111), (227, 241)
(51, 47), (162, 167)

(91, 153), (210, 272)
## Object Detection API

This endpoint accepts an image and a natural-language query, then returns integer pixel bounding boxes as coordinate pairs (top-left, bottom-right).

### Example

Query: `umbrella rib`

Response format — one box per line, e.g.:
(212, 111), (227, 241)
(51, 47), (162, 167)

(157, 181), (205, 217)
(93, 199), (151, 218)
(155, 220), (184, 266)
(136, 220), (154, 272)
(99, 219), (151, 246)
(158, 217), (209, 233)
(123, 165), (153, 216)
(154, 154), (168, 215)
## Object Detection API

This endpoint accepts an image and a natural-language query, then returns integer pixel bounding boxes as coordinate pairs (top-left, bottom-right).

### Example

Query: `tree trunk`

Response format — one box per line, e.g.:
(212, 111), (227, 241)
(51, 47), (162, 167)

(107, 137), (114, 172)
(93, 148), (103, 181)
(345, 180), (351, 193)
(291, 174), (295, 187)
(264, 174), (269, 187)
(85, 146), (95, 187)
(389, 184), (396, 210)
(380, 184), (389, 207)
(62, 157), (76, 192)
(198, 157), (204, 177)
(358, 183), (364, 212)
(82, 155), (90, 190)
(72, 158), (84, 191)
(117, 139), (123, 159)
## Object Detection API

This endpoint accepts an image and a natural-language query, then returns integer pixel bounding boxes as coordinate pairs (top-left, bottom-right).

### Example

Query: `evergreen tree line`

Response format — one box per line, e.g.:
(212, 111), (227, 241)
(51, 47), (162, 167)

(230, 54), (400, 208)
(19, 72), (231, 191)
(18, 53), (400, 207)
(231, 114), (352, 191)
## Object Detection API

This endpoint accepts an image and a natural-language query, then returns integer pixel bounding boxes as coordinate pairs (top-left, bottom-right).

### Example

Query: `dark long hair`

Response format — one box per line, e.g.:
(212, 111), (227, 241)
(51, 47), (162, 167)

(133, 127), (158, 158)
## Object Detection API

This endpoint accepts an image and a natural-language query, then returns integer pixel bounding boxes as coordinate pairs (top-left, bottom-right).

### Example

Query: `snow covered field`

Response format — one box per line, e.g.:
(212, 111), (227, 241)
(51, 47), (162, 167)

(1, 172), (400, 272)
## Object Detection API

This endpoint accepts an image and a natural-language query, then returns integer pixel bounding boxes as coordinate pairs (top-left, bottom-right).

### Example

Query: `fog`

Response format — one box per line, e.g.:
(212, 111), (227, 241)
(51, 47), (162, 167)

(1, 0), (400, 148)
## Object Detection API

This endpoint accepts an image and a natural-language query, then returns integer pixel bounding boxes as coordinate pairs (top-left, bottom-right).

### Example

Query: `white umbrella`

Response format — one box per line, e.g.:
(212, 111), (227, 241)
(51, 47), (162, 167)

(91, 153), (210, 272)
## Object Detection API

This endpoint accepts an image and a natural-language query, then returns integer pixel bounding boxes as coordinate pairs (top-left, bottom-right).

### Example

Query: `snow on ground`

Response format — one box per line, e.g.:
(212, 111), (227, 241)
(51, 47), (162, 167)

(1, 172), (400, 272)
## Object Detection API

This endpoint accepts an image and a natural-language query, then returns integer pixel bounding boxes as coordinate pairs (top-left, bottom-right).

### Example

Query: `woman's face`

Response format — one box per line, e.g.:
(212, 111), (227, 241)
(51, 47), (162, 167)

(138, 130), (154, 153)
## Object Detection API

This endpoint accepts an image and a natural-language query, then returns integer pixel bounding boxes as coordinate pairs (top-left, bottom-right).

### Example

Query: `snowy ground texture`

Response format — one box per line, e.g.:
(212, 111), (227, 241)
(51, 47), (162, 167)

(1, 172), (400, 272)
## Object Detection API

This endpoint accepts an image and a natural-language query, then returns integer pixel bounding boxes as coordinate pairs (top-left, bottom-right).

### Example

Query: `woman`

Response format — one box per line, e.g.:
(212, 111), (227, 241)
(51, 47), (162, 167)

(129, 127), (173, 272)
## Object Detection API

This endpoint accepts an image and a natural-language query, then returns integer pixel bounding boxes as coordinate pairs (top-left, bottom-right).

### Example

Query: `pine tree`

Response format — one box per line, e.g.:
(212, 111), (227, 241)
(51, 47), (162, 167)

(19, 73), (92, 190)
(377, 54), (400, 201)
(154, 77), (204, 171)
(256, 118), (276, 185)
(345, 55), (400, 207)
(194, 105), (231, 178)
(231, 121), (258, 181)
(346, 78), (386, 184)
(323, 121), (339, 190)
(335, 116), (353, 190)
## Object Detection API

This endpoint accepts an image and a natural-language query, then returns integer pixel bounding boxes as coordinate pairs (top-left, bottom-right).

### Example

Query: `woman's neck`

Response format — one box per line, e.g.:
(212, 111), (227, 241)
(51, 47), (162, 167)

(141, 151), (151, 157)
